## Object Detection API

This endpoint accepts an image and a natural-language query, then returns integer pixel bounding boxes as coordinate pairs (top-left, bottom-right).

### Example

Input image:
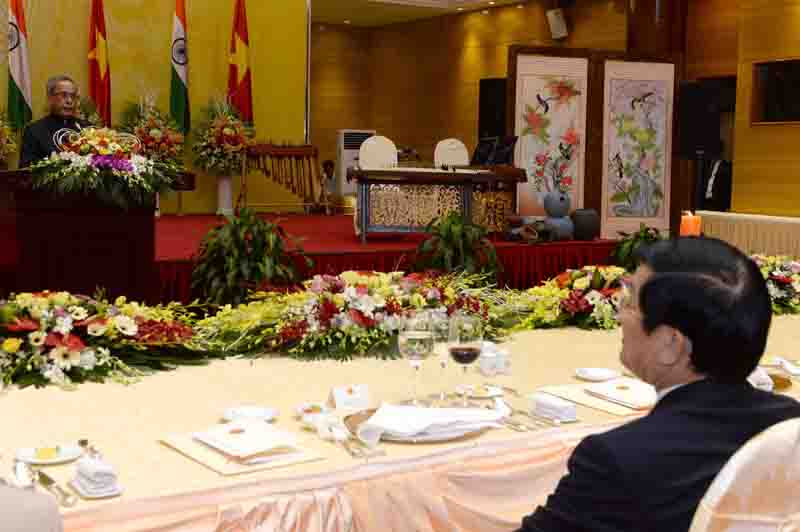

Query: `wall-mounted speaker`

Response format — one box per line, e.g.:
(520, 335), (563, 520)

(546, 8), (568, 40)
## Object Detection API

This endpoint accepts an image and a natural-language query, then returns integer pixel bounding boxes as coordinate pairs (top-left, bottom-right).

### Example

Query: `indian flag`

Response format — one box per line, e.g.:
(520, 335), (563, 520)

(170, 0), (189, 133)
(8, 0), (32, 131)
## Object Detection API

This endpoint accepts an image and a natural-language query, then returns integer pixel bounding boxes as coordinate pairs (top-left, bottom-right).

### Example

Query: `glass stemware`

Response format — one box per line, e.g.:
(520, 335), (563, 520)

(449, 313), (483, 407)
(427, 311), (451, 403)
(397, 313), (434, 406)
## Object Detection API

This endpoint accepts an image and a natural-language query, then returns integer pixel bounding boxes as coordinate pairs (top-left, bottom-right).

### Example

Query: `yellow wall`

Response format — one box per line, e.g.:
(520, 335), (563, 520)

(311, 0), (627, 165)
(733, 0), (800, 216)
(1, 0), (308, 213)
(686, 0), (739, 80)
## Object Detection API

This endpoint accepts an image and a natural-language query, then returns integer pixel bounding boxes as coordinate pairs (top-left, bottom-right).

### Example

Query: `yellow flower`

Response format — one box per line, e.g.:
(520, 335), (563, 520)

(444, 286), (456, 303)
(332, 294), (345, 308)
(573, 277), (591, 291)
(1, 337), (22, 353)
(114, 296), (127, 307)
(410, 293), (426, 308)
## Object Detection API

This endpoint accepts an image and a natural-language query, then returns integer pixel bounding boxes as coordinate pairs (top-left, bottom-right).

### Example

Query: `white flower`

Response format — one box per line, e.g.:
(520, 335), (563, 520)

(41, 364), (67, 385)
(584, 290), (605, 306)
(48, 346), (81, 370)
(87, 321), (108, 336)
(768, 283), (786, 299)
(97, 347), (111, 361)
(113, 315), (138, 336)
(79, 349), (97, 370)
(28, 331), (46, 347)
(379, 315), (402, 333)
(53, 316), (73, 335)
(68, 306), (89, 321)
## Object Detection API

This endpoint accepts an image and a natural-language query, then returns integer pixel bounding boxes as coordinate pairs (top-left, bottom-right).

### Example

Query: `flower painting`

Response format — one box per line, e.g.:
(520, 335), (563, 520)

(521, 76), (583, 197)
(606, 79), (668, 217)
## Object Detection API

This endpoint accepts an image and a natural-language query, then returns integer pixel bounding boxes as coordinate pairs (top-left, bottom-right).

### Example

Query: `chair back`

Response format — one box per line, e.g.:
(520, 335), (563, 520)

(690, 417), (800, 531)
(434, 138), (470, 168)
(358, 136), (397, 169)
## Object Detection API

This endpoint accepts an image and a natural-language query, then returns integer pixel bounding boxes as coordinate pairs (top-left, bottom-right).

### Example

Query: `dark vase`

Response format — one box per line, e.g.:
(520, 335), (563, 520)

(571, 209), (600, 241)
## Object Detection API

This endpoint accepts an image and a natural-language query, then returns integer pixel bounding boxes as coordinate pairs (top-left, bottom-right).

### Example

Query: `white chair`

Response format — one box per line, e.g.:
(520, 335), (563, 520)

(434, 138), (470, 168)
(690, 418), (800, 531)
(358, 136), (398, 170)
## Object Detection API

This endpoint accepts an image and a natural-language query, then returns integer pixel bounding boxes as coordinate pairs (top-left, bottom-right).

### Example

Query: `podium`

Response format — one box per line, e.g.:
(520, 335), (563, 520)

(2, 170), (194, 302)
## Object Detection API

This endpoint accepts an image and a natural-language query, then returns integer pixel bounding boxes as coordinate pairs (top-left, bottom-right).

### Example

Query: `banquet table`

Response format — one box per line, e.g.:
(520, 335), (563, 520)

(3, 316), (800, 532)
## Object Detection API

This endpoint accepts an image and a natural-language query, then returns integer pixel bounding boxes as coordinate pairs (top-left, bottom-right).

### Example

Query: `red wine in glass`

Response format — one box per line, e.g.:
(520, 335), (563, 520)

(450, 346), (480, 365)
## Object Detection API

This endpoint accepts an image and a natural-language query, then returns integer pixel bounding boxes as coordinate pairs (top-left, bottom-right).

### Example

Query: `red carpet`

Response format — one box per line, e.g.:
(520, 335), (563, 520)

(1, 214), (616, 303)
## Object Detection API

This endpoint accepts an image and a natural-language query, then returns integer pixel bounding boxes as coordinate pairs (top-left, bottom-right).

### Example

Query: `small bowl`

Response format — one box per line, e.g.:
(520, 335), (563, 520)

(575, 367), (621, 382)
(222, 406), (278, 423)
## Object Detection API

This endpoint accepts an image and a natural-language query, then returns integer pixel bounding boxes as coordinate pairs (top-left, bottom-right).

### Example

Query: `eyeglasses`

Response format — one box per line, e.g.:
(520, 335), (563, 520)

(52, 91), (77, 100)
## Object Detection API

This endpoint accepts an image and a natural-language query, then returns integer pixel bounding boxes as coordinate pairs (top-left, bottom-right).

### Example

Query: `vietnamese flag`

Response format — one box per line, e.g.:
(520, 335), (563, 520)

(227, 0), (253, 123)
(88, 0), (111, 125)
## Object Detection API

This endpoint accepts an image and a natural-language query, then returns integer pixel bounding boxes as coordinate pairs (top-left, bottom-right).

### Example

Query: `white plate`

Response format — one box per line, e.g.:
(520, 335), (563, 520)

(575, 367), (621, 382)
(382, 426), (489, 443)
(16, 445), (83, 466)
(69, 479), (123, 500)
(222, 406), (278, 423)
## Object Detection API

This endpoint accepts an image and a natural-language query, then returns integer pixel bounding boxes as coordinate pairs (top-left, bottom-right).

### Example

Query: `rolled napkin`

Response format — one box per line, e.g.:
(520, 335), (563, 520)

(355, 398), (509, 446)
(529, 392), (577, 422)
(748, 367), (774, 392)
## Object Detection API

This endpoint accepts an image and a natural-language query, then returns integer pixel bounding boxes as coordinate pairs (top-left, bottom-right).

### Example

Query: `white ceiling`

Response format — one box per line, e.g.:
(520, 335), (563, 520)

(311, 0), (530, 27)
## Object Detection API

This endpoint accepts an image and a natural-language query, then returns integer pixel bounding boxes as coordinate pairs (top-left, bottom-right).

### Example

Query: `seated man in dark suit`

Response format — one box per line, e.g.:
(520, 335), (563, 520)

(517, 237), (800, 532)
(19, 74), (89, 168)
(700, 155), (733, 212)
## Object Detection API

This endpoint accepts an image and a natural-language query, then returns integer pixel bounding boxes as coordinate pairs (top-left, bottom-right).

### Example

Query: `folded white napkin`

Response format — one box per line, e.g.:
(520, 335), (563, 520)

(76, 456), (117, 485)
(530, 392), (577, 422)
(72, 474), (120, 497)
(584, 377), (657, 410)
(748, 367), (774, 392)
(775, 357), (800, 376)
(355, 399), (509, 447)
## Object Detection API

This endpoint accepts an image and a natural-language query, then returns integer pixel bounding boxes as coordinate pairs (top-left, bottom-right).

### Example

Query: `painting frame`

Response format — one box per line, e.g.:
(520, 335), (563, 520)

(511, 53), (589, 216)
(600, 60), (675, 238)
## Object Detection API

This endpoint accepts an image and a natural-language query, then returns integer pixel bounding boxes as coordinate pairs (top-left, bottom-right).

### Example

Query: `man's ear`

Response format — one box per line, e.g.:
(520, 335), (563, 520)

(654, 326), (692, 367)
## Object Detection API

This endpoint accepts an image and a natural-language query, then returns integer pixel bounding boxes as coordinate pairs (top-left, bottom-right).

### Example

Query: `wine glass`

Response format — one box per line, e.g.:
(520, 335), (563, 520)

(427, 311), (451, 403)
(449, 313), (483, 407)
(397, 314), (434, 406)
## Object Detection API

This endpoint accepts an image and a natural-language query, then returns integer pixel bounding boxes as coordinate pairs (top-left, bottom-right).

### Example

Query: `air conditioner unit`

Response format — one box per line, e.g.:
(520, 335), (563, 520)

(336, 129), (376, 197)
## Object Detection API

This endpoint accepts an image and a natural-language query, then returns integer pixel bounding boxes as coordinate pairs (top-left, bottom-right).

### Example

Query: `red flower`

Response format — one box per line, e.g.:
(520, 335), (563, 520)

(771, 275), (793, 285)
(384, 298), (402, 316)
(349, 309), (376, 328)
(561, 290), (593, 316)
(316, 298), (339, 329)
(355, 285), (369, 296)
(45, 333), (86, 351)
(535, 154), (548, 165)
(561, 128), (580, 146)
(535, 169), (544, 178)
(279, 320), (308, 345)
(561, 176), (573, 187)
(4, 318), (40, 332)
(554, 272), (573, 289)
(525, 109), (547, 136)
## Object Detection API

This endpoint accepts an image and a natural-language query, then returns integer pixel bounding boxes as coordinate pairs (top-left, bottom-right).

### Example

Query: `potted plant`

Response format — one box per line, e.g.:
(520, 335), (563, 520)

(415, 212), (500, 283)
(611, 223), (665, 272)
(191, 208), (312, 305)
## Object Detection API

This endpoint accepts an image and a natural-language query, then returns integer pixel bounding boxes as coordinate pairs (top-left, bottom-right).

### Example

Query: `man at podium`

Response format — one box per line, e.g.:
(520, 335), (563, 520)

(19, 75), (89, 168)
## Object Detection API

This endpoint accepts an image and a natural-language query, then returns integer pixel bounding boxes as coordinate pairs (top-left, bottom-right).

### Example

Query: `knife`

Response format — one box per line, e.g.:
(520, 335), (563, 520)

(36, 470), (78, 507)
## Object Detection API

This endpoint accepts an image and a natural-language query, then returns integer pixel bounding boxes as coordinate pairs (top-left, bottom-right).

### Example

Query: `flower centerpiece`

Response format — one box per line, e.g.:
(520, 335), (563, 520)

(0, 110), (18, 165)
(0, 292), (203, 388)
(193, 270), (495, 360)
(122, 99), (185, 164)
(506, 265), (627, 331)
(752, 255), (800, 315)
(192, 101), (253, 176)
(28, 126), (183, 209)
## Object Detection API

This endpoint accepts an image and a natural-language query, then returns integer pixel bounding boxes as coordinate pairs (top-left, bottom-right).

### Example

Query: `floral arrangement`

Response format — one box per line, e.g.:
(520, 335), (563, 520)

(28, 126), (183, 209)
(752, 255), (800, 315)
(504, 266), (628, 331)
(0, 110), (17, 164)
(192, 101), (253, 175)
(122, 100), (185, 164)
(193, 271), (495, 361)
(0, 292), (204, 389)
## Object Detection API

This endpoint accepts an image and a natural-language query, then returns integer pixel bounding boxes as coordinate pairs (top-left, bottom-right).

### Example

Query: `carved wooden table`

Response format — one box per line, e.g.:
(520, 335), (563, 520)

(348, 166), (526, 243)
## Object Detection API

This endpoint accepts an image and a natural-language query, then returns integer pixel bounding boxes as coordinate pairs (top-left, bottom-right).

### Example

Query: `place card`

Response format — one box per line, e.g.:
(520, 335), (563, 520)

(329, 384), (371, 411)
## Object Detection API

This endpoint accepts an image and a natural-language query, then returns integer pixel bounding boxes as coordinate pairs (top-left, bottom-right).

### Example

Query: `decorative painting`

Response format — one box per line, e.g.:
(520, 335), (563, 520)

(601, 61), (674, 238)
(514, 55), (588, 215)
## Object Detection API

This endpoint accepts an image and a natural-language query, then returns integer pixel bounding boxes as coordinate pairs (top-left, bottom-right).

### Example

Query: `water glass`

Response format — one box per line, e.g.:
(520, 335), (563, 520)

(397, 314), (434, 406)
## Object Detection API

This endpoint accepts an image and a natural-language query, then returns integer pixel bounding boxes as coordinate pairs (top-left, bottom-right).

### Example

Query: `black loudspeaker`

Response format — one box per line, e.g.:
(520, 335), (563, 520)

(478, 78), (507, 140)
(678, 81), (722, 159)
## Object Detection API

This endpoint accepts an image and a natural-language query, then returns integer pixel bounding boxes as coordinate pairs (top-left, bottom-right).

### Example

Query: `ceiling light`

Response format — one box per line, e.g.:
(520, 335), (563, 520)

(517, 3), (523, 7)
(482, 9), (489, 14)
(489, 1), (495, 4)
(457, 6), (463, 10)
(343, 20), (351, 24)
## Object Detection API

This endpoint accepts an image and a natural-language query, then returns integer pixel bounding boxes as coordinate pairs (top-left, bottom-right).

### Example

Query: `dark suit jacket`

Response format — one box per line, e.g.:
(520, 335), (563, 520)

(700, 159), (732, 212)
(19, 115), (89, 168)
(517, 379), (800, 532)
